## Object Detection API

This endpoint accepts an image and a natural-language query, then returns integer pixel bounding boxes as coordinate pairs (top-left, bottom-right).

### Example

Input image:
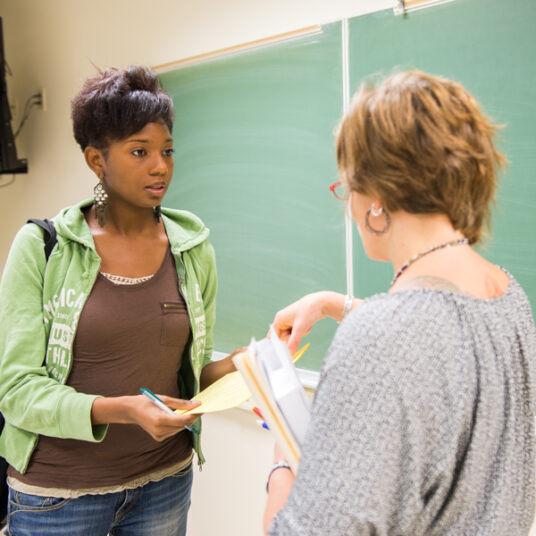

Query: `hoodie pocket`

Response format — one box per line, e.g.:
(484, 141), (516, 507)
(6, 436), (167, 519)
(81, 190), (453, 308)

(160, 302), (189, 347)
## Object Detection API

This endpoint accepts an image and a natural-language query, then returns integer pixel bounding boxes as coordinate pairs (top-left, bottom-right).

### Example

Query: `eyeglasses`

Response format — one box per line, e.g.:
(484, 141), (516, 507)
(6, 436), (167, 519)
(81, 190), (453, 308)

(329, 180), (349, 201)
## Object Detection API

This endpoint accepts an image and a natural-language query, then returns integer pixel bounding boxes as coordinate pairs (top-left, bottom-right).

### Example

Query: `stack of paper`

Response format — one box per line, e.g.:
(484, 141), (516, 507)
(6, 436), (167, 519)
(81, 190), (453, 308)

(232, 332), (312, 473)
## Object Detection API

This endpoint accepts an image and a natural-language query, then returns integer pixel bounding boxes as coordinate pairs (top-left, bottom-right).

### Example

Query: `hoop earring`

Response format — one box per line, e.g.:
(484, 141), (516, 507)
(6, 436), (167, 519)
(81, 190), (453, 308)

(370, 204), (383, 218)
(365, 203), (391, 235)
(153, 205), (162, 223)
(93, 180), (108, 228)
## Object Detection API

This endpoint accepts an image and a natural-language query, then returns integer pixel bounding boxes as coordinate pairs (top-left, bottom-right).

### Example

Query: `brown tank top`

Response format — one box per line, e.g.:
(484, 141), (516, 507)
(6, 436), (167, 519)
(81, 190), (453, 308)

(9, 247), (193, 488)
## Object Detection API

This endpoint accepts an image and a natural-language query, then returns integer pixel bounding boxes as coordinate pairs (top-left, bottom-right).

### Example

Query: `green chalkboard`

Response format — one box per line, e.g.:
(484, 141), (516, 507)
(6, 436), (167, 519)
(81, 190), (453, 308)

(161, 0), (536, 372)
(160, 22), (344, 372)
(348, 0), (536, 310)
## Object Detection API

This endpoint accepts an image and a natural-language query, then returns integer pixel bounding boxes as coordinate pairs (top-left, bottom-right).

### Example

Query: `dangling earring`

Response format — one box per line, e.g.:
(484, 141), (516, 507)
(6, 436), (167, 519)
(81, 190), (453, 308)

(365, 203), (391, 235)
(153, 205), (162, 223)
(94, 180), (108, 228)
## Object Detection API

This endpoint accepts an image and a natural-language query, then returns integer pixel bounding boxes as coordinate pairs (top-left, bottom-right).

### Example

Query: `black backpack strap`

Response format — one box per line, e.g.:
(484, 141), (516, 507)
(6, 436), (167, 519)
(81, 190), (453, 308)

(27, 218), (57, 261)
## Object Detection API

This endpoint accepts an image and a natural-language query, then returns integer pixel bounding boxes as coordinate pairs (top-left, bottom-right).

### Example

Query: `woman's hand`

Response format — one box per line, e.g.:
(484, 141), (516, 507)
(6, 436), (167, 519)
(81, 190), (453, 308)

(272, 291), (362, 354)
(271, 292), (333, 354)
(132, 394), (202, 441)
(91, 395), (201, 441)
(272, 293), (326, 354)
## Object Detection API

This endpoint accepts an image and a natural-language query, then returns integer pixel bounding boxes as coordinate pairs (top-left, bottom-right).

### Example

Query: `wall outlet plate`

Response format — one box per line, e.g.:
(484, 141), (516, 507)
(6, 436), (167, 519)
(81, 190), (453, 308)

(37, 88), (47, 112)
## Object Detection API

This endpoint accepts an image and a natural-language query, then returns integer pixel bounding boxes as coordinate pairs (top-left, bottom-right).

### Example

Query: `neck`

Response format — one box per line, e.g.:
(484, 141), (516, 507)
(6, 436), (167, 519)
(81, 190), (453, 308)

(386, 213), (465, 274)
(93, 203), (160, 235)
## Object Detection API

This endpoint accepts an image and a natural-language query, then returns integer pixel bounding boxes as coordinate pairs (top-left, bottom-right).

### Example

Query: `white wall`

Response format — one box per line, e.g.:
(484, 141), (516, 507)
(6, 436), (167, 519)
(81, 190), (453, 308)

(0, 1), (393, 534)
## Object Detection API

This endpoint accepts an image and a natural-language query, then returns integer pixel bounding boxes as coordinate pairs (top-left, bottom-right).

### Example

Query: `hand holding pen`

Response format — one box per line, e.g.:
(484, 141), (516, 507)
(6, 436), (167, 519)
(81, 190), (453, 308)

(137, 388), (202, 441)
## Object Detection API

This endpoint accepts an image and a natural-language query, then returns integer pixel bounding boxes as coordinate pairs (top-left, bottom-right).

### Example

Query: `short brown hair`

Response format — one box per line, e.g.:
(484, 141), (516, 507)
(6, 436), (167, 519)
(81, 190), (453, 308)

(71, 65), (174, 152)
(336, 70), (505, 244)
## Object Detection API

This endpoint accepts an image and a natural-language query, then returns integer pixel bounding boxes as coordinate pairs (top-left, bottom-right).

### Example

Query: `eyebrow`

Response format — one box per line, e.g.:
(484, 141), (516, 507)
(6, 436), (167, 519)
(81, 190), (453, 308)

(125, 138), (173, 144)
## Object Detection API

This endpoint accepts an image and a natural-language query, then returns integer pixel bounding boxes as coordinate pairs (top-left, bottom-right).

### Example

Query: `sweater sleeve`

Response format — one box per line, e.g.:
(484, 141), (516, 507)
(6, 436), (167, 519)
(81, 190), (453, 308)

(268, 301), (435, 536)
(0, 224), (105, 444)
(191, 239), (218, 368)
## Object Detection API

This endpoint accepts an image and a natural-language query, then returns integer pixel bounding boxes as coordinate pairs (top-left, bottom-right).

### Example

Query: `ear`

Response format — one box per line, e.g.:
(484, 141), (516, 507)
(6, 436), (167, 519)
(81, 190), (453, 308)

(84, 146), (106, 179)
(371, 199), (383, 213)
(369, 192), (384, 212)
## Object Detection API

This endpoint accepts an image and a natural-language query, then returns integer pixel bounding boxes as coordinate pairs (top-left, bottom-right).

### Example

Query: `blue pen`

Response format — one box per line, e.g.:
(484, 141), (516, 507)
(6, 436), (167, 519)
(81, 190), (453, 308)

(256, 419), (270, 430)
(140, 388), (199, 435)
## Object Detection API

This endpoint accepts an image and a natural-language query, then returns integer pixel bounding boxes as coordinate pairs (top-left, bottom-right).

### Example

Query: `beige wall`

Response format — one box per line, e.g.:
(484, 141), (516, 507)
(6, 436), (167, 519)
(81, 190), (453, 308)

(0, 0), (393, 269)
(0, 1), (392, 534)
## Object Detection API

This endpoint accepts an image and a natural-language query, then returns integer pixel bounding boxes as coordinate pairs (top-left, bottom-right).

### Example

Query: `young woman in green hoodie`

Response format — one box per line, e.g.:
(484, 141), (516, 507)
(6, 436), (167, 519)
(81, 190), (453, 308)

(0, 65), (237, 536)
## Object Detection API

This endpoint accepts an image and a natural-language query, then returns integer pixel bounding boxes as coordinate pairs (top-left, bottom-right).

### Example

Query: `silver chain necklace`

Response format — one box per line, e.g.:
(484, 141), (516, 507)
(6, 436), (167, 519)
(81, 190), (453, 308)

(390, 237), (469, 288)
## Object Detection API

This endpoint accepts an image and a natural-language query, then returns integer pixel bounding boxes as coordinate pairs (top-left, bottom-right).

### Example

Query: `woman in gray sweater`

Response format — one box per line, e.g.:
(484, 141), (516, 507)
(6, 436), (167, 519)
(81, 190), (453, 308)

(264, 70), (536, 535)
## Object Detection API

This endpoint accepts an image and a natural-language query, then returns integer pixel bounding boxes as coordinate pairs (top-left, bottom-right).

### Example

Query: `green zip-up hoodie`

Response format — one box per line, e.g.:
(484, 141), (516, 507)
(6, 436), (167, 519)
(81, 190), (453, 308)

(0, 199), (217, 473)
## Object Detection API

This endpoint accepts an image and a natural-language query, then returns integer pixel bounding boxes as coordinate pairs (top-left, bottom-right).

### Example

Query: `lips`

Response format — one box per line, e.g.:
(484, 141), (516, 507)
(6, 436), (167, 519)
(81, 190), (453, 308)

(145, 182), (166, 194)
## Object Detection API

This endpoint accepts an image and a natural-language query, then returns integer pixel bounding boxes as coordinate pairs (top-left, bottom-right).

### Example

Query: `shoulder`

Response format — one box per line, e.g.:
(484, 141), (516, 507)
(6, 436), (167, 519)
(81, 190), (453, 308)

(325, 291), (468, 382)
(16, 220), (48, 242)
(8, 221), (50, 260)
(161, 207), (210, 251)
(0, 222), (51, 292)
(340, 290), (461, 343)
(503, 271), (535, 319)
(396, 276), (463, 293)
(161, 207), (207, 233)
(176, 234), (217, 285)
(187, 240), (216, 268)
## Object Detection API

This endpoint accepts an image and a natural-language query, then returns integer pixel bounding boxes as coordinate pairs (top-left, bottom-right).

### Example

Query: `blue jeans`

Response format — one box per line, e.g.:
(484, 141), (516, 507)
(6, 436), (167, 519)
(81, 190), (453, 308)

(6, 463), (193, 536)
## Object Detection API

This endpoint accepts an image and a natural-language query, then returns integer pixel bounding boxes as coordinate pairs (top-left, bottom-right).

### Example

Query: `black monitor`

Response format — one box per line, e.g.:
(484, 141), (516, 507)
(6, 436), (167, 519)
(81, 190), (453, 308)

(0, 16), (27, 174)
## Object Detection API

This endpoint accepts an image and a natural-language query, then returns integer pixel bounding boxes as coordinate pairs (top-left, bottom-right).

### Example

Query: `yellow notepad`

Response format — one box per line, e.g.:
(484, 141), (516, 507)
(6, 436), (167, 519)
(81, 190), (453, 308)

(177, 343), (309, 415)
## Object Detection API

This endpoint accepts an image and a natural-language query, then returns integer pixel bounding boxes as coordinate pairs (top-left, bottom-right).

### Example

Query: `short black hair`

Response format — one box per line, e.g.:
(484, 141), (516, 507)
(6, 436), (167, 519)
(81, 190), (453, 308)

(71, 65), (174, 151)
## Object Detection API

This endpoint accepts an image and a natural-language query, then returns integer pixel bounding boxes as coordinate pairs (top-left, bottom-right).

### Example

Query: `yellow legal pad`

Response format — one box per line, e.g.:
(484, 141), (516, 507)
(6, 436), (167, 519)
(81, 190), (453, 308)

(177, 343), (309, 415)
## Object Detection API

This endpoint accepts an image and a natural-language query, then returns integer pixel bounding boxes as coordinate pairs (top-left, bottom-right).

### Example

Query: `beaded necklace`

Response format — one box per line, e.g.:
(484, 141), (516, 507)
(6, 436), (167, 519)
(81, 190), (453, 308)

(390, 237), (469, 288)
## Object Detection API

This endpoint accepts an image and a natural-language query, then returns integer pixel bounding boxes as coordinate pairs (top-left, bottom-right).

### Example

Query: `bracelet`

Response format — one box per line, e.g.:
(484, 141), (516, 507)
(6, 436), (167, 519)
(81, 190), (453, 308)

(266, 460), (292, 492)
(341, 294), (354, 319)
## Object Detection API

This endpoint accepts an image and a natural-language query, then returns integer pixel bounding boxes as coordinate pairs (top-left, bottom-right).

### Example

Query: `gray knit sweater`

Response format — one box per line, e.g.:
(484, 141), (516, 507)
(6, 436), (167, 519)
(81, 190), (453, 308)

(270, 274), (536, 535)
